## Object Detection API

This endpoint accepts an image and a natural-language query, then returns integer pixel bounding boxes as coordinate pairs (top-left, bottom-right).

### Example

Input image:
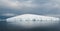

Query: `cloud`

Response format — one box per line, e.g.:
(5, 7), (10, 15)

(0, 19), (5, 21)
(0, 0), (58, 10)
(2, 13), (17, 17)
(0, 0), (60, 16)
(0, 0), (57, 9)
(0, 0), (38, 10)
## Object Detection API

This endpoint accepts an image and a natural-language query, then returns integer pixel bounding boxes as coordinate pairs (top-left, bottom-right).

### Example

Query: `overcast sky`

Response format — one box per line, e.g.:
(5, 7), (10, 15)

(0, 0), (60, 17)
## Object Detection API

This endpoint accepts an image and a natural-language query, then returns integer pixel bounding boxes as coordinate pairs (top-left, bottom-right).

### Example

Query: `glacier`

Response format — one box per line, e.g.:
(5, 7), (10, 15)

(6, 14), (60, 28)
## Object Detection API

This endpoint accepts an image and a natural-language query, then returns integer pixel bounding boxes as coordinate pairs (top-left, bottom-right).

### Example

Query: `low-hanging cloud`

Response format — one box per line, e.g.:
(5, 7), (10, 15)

(2, 13), (17, 17)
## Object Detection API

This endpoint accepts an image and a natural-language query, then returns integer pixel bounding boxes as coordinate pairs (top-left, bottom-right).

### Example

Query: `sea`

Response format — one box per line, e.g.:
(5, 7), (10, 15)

(0, 16), (60, 31)
(0, 21), (60, 31)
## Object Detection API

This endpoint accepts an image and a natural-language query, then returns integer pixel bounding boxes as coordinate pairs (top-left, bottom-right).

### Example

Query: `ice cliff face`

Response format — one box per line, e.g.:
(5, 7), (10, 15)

(6, 14), (60, 28)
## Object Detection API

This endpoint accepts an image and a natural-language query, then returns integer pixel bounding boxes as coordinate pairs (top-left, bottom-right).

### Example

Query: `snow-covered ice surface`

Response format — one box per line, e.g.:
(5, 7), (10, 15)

(6, 14), (60, 28)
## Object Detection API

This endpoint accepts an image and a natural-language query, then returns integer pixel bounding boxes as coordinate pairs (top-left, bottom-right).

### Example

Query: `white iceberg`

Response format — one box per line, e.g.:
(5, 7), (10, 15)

(6, 14), (60, 28)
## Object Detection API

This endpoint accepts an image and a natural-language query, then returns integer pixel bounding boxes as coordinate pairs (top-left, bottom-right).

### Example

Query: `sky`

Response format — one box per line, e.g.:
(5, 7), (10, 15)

(0, 0), (60, 17)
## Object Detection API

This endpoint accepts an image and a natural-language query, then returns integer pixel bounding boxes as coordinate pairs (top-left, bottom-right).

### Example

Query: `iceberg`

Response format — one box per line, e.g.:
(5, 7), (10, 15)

(6, 14), (60, 28)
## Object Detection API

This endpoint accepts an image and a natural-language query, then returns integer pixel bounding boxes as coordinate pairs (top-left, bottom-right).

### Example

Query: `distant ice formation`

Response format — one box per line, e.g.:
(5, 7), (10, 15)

(6, 14), (60, 28)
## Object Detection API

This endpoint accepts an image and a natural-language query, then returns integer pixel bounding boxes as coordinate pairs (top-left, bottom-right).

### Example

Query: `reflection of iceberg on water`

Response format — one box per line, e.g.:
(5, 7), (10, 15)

(6, 14), (60, 28)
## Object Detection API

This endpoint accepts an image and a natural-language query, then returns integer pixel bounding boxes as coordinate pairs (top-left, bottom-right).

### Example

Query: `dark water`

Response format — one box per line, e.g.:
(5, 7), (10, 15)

(0, 20), (60, 31)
